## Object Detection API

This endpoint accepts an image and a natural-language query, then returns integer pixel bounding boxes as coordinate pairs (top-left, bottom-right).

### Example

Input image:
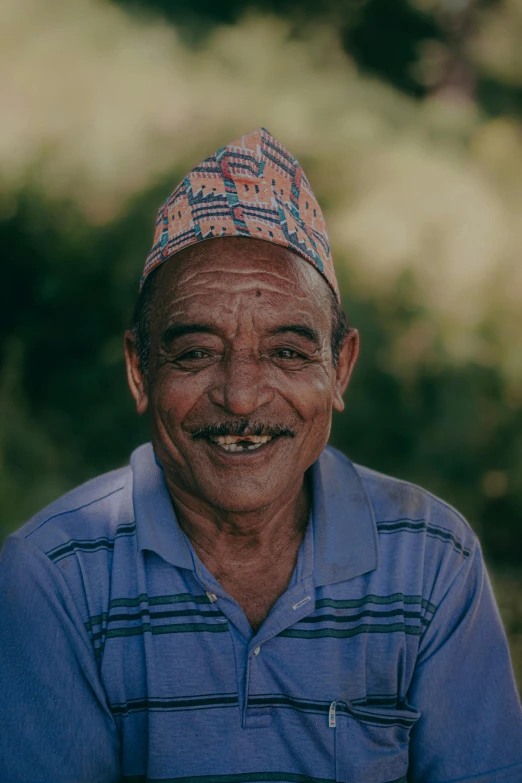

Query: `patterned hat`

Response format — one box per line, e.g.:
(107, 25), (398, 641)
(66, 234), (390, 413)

(142, 127), (339, 300)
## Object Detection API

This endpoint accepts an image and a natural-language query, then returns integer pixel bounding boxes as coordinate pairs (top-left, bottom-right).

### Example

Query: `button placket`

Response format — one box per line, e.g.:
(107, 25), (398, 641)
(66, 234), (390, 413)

(241, 582), (316, 729)
(243, 641), (271, 728)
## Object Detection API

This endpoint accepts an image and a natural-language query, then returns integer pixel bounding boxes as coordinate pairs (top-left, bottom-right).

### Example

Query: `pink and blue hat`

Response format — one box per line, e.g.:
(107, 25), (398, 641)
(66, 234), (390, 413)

(142, 127), (339, 300)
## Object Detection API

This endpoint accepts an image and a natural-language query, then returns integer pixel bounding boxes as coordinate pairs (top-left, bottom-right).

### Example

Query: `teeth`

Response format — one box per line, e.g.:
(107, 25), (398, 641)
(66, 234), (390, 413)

(209, 434), (274, 452)
(211, 434), (272, 447)
(218, 441), (264, 452)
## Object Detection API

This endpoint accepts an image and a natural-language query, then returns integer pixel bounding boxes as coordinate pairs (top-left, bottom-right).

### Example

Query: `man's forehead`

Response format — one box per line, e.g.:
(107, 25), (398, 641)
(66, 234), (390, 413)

(156, 237), (332, 302)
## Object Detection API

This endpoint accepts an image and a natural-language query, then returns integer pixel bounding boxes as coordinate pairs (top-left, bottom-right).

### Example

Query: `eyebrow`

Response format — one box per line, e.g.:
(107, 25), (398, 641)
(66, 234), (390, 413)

(160, 322), (321, 346)
(267, 325), (321, 346)
(160, 323), (216, 344)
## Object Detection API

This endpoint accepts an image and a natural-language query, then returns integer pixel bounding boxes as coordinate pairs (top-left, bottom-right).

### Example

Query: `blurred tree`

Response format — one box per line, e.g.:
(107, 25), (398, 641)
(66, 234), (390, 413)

(113, 0), (522, 116)
(0, 189), (150, 528)
(115, 0), (442, 96)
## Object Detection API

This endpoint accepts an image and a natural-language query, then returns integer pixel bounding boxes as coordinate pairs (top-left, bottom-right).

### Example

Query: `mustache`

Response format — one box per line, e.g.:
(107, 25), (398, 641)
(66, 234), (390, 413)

(191, 419), (295, 440)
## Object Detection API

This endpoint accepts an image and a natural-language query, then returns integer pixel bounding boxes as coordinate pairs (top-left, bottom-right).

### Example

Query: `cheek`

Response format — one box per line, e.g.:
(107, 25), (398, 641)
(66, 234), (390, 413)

(151, 370), (208, 428)
(277, 365), (333, 420)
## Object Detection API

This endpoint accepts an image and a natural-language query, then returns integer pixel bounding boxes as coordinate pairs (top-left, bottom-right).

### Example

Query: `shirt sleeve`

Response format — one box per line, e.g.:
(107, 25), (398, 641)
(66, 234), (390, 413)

(407, 541), (522, 783)
(0, 535), (121, 783)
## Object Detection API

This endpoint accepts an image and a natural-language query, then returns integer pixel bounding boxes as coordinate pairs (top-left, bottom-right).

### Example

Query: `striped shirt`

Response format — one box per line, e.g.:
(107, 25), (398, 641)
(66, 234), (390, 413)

(1, 442), (521, 783)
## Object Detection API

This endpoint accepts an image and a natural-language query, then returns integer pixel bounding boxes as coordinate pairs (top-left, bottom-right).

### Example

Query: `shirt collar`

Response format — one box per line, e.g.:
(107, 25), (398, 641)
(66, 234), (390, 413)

(130, 442), (379, 584)
(310, 444), (379, 586)
(131, 443), (194, 570)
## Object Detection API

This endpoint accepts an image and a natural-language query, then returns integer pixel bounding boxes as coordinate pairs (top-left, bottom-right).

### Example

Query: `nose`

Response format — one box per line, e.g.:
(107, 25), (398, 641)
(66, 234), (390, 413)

(208, 352), (274, 415)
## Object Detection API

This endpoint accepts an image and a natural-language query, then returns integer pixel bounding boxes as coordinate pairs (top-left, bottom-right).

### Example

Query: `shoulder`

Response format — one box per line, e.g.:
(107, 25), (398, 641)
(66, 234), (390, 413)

(9, 464), (133, 564)
(352, 458), (476, 556)
(324, 445), (479, 602)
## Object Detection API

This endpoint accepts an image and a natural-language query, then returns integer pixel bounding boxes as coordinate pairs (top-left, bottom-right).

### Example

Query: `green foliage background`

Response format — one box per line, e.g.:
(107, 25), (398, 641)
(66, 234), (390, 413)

(1, 0), (521, 689)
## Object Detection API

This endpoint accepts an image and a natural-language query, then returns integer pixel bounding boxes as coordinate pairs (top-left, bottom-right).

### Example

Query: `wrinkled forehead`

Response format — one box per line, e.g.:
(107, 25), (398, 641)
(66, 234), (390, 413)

(152, 237), (334, 315)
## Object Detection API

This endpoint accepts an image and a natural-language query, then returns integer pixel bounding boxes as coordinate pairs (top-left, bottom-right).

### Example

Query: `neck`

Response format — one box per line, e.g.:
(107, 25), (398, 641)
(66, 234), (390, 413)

(165, 473), (311, 566)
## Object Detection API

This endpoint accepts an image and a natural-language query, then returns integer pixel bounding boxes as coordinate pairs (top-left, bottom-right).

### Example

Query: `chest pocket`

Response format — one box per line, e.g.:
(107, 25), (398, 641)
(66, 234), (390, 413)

(330, 699), (420, 783)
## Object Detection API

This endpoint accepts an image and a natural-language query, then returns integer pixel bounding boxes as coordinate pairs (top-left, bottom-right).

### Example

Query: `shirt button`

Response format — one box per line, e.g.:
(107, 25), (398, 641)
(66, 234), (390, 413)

(253, 646), (261, 656)
(206, 591), (217, 603)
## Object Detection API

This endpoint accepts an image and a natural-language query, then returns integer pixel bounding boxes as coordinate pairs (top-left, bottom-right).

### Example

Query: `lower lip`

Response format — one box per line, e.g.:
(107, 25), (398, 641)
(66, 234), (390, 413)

(203, 437), (281, 460)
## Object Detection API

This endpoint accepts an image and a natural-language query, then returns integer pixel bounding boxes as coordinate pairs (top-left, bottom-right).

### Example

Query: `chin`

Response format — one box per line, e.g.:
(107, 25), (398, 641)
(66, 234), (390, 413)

(198, 483), (280, 514)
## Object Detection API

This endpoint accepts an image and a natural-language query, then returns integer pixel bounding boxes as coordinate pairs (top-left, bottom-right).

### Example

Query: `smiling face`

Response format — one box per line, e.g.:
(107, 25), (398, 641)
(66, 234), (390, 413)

(125, 237), (359, 515)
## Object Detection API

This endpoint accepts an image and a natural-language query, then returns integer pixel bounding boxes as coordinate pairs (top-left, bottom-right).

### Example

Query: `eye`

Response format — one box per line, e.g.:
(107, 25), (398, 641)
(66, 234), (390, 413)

(276, 348), (302, 360)
(177, 349), (208, 361)
(171, 346), (219, 370)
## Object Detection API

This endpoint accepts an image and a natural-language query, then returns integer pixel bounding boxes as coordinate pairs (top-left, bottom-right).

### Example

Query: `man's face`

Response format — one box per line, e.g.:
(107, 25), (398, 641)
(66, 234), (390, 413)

(125, 238), (358, 514)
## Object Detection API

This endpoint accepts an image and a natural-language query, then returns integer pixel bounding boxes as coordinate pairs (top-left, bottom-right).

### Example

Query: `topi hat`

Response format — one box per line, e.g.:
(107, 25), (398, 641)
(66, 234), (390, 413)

(142, 127), (339, 300)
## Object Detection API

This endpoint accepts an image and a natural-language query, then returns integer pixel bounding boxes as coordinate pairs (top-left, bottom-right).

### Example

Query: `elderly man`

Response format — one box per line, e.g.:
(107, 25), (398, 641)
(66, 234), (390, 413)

(1, 128), (521, 783)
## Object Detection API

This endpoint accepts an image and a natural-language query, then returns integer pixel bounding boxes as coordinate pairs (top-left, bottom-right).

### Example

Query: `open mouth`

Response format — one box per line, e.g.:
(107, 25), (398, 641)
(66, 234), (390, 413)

(191, 423), (294, 456)
(208, 435), (274, 453)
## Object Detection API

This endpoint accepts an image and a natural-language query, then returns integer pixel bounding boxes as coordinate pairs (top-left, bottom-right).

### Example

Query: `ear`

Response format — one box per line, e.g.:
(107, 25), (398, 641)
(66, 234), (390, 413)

(124, 330), (149, 415)
(332, 328), (360, 413)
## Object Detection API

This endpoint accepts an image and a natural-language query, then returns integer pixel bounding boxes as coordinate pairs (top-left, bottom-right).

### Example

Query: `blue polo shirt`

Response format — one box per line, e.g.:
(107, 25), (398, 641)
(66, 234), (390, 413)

(1, 443), (521, 783)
